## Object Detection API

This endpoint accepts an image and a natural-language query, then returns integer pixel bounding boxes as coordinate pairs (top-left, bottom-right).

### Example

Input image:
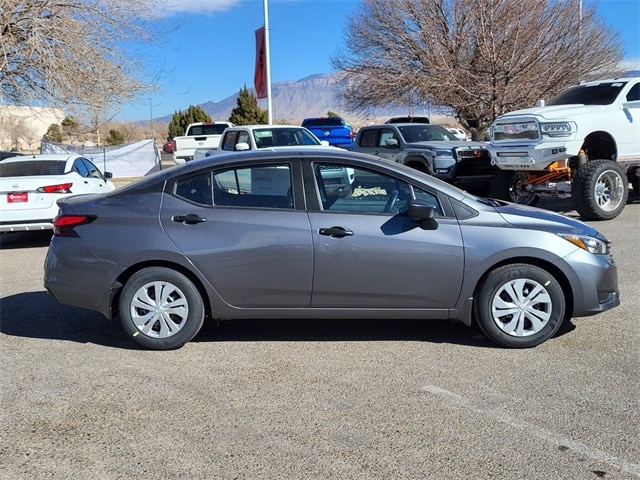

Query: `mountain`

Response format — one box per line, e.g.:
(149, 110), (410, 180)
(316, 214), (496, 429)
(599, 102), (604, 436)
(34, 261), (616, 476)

(152, 73), (437, 127)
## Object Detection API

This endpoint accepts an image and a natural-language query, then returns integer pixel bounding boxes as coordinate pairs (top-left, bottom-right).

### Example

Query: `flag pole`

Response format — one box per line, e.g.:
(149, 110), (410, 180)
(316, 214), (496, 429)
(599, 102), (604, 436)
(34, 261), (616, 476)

(263, 0), (273, 124)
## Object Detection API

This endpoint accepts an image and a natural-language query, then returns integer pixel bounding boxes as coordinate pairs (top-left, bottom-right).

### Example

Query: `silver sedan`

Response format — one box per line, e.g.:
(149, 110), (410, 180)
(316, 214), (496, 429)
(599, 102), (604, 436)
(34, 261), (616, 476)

(44, 148), (619, 350)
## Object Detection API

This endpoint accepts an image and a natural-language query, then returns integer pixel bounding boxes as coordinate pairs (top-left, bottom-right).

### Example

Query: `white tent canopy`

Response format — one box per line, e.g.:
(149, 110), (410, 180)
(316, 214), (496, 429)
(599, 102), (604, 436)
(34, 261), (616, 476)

(41, 140), (161, 178)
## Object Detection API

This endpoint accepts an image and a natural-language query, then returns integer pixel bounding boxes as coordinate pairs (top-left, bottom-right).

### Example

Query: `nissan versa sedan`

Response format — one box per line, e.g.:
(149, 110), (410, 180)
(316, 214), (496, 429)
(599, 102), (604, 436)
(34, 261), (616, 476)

(44, 148), (619, 350)
(0, 154), (115, 232)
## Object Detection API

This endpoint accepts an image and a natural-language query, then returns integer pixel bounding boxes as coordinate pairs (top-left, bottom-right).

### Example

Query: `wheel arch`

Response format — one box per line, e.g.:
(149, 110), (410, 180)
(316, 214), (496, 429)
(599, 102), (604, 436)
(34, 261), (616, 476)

(404, 155), (431, 173)
(111, 260), (212, 320)
(472, 256), (575, 321)
(581, 131), (617, 161)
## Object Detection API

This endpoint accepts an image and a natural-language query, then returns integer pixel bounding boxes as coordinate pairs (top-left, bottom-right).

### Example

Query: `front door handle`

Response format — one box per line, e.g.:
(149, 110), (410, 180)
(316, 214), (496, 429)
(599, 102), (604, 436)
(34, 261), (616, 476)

(319, 226), (354, 238)
(172, 214), (207, 225)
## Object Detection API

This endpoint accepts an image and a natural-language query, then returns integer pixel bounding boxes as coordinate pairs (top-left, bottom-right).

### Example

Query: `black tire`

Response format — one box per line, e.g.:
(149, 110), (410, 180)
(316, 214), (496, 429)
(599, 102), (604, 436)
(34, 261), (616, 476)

(474, 264), (565, 348)
(119, 267), (205, 350)
(489, 169), (539, 206)
(572, 160), (628, 220)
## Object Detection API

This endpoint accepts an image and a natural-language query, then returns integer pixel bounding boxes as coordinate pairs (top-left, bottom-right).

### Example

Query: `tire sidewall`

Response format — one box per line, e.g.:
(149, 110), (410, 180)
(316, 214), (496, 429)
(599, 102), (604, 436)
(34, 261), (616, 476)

(572, 159), (629, 220)
(475, 264), (565, 348)
(119, 267), (205, 350)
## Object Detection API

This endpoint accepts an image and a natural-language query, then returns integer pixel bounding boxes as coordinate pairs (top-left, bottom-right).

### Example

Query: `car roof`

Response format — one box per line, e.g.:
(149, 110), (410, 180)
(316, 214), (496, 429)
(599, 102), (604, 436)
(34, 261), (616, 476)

(0, 154), (80, 163)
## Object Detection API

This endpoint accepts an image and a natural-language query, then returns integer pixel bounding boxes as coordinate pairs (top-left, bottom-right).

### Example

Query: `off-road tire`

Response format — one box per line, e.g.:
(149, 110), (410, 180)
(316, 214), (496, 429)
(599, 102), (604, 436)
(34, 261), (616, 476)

(572, 160), (628, 220)
(119, 267), (205, 350)
(474, 264), (565, 348)
(490, 169), (539, 206)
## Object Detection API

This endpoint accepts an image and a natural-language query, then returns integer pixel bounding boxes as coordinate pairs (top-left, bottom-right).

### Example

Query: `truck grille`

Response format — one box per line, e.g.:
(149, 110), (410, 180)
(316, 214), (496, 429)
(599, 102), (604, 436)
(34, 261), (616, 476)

(492, 120), (540, 142)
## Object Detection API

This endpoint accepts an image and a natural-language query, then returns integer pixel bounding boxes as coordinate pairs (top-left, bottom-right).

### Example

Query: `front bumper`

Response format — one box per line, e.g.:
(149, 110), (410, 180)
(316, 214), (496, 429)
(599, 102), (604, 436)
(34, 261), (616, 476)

(488, 139), (583, 171)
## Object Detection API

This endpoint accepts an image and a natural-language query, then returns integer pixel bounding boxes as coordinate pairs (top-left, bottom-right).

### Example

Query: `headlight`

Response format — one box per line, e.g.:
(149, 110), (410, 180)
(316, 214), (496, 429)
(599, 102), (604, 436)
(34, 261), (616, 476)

(558, 233), (609, 254)
(432, 149), (451, 157)
(540, 122), (575, 137)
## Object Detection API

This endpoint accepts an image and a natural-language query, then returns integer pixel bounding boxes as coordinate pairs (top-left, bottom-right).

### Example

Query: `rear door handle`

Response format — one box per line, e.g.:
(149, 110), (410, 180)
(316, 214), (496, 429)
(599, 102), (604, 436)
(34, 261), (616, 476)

(172, 214), (207, 225)
(319, 226), (354, 238)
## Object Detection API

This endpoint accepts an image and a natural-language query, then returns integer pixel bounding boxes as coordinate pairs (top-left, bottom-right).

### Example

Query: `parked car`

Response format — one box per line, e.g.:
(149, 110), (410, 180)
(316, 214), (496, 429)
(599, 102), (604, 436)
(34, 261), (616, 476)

(353, 123), (494, 193)
(162, 140), (175, 154)
(0, 154), (115, 232)
(385, 116), (430, 124)
(0, 151), (25, 161)
(193, 125), (329, 160)
(447, 127), (469, 141)
(301, 117), (355, 149)
(44, 148), (619, 350)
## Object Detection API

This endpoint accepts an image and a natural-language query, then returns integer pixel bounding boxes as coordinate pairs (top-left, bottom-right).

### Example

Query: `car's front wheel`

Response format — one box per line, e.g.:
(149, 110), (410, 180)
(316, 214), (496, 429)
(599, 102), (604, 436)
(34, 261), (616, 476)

(474, 264), (565, 348)
(119, 267), (205, 350)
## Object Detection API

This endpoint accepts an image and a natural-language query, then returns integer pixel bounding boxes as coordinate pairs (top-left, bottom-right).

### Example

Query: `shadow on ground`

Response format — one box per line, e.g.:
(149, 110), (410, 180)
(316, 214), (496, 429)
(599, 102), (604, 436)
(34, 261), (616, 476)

(1, 291), (577, 350)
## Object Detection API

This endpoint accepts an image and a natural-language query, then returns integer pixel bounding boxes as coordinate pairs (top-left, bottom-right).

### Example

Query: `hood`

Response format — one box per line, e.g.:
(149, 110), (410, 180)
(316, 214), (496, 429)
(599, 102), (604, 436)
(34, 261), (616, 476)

(494, 202), (604, 238)
(405, 141), (487, 150)
(498, 104), (606, 122)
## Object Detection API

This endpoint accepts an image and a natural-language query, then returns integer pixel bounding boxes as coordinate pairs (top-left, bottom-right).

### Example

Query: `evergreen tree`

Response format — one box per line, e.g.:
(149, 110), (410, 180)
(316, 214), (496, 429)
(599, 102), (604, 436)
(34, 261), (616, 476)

(43, 124), (63, 143)
(61, 116), (80, 141)
(167, 105), (211, 138)
(229, 86), (268, 125)
(106, 129), (125, 146)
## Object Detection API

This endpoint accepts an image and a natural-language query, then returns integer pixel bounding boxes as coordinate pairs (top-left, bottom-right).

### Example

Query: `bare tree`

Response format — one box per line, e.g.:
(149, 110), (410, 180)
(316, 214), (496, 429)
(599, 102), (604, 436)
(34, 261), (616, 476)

(332, 0), (624, 139)
(0, 0), (161, 117)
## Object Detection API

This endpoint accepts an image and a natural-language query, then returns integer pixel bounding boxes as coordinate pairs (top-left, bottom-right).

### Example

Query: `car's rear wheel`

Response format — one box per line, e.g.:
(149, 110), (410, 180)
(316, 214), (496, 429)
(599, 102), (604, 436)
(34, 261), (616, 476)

(119, 267), (205, 350)
(474, 264), (565, 348)
(490, 170), (539, 206)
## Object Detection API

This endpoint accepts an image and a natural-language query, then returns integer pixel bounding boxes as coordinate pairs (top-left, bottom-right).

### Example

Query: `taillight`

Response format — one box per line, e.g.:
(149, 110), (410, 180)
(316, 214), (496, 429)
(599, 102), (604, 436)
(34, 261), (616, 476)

(53, 215), (95, 237)
(38, 183), (73, 193)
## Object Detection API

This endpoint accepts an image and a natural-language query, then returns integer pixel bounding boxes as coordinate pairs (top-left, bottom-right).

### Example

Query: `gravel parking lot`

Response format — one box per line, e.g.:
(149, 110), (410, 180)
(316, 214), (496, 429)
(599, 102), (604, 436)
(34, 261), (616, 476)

(1, 195), (638, 480)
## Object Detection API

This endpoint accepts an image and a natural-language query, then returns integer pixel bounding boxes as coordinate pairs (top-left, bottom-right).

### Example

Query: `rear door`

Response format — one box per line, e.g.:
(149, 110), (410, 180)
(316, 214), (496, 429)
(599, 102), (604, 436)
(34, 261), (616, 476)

(160, 161), (314, 308)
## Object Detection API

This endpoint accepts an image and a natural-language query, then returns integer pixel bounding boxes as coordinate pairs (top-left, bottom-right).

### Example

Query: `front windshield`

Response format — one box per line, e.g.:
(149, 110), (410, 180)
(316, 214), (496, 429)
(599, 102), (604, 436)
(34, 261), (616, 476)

(398, 125), (457, 142)
(547, 81), (627, 106)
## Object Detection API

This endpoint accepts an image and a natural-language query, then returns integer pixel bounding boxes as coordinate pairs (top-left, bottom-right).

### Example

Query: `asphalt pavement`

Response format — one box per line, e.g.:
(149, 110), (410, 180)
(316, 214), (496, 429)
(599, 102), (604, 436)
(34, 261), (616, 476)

(0, 195), (638, 480)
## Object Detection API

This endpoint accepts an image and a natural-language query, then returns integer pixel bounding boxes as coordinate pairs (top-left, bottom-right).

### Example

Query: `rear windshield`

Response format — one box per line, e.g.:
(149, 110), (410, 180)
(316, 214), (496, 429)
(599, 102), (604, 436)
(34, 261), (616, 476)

(187, 124), (229, 135)
(302, 118), (345, 127)
(0, 160), (67, 177)
(548, 82), (627, 106)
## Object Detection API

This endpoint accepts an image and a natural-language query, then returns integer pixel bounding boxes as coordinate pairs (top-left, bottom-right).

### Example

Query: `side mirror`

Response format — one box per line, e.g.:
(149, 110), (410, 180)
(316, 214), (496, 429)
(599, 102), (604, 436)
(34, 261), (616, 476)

(235, 142), (250, 151)
(407, 200), (438, 230)
(104, 172), (113, 179)
(385, 138), (399, 148)
(320, 140), (330, 146)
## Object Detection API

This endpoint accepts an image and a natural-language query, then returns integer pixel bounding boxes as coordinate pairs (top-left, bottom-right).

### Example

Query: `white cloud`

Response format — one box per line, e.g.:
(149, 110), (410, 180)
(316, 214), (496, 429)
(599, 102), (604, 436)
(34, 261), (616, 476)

(158, 0), (243, 15)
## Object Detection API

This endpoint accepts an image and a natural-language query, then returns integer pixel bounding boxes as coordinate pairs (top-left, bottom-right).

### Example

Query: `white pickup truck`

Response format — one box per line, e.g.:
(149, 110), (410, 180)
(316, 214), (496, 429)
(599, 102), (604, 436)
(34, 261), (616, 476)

(172, 121), (234, 164)
(193, 125), (329, 160)
(488, 77), (640, 220)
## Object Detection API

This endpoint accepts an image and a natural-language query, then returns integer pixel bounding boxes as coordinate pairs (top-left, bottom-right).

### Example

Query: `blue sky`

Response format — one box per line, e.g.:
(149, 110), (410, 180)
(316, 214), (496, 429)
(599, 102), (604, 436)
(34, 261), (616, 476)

(118, 0), (640, 121)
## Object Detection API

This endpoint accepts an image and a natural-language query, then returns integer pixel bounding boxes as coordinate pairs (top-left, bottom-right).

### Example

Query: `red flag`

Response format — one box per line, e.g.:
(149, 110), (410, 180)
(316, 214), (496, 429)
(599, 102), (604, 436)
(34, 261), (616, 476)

(254, 27), (267, 99)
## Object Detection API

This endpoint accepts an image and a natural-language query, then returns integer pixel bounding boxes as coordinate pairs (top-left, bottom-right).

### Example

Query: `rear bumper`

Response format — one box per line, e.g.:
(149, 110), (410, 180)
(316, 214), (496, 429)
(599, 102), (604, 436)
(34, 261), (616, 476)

(0, 220), (53, 232)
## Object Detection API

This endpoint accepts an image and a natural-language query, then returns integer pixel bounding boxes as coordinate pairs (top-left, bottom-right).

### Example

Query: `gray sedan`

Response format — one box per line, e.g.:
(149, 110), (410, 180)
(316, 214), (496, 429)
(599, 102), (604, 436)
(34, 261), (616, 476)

(44, 148), (619, 350)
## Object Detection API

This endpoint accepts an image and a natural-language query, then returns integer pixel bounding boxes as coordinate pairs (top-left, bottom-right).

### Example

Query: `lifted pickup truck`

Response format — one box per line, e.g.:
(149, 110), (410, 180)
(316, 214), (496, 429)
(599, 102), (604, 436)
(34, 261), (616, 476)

(488, 77), (640, 220)
(353, 123), (494, 193)
(172, 121), (234, 164)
